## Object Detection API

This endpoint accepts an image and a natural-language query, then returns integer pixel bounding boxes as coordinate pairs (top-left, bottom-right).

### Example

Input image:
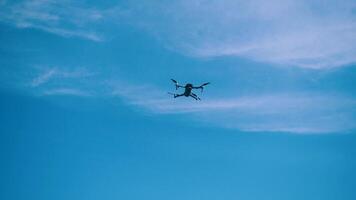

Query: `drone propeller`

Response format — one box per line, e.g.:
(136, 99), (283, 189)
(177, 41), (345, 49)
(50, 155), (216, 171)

(200, 82), (210, 87)
(171, 79), (179, 90)
(199, 82), (210, 93)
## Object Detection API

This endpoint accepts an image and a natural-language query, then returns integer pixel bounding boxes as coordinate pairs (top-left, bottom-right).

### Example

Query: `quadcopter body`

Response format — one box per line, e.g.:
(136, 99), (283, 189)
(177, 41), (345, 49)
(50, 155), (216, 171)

(169, 79), (210, 100)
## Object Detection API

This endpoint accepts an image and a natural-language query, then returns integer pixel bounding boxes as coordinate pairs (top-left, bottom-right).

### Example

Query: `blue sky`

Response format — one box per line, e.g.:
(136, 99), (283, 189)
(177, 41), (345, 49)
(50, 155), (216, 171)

(1, 0), (356, 199)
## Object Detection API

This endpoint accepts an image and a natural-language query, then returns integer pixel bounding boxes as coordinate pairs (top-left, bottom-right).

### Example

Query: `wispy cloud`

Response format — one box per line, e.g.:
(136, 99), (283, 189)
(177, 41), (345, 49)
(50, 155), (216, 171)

(42, 88), (91, 96)
(4, 0), (353, 68)
(30, 67), (93, 87)
(28, 67), (96, 97)
(2, 1), (354, 134)
(31, 68), (57, 87)
(117, 0), (356, 68)
(109, 82), (356, 133)
(0, 0), (104, 41)
(19, 23), (102, 42)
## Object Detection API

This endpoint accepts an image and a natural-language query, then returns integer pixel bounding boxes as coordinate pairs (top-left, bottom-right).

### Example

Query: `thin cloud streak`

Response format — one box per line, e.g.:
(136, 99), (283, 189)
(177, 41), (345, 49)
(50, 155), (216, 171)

(31, 68), (57, 87)
(110, 82), (356, 133)
(0, 0), (104, 41)
(30, 67), (94, 88)
(19, 23), (102, 42)
(42, 88), (91, 96)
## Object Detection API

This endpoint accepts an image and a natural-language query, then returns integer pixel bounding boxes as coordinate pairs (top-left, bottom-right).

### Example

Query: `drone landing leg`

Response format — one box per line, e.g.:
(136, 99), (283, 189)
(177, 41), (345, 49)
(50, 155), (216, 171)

(190, 93), (201, 100)
(190, 94), (200, 100)
(174, 94), (185, 98)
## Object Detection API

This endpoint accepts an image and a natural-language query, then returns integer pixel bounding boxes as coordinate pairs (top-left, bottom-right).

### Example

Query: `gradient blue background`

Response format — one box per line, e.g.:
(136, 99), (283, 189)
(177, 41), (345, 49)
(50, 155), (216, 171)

(1, 1), (356, 199)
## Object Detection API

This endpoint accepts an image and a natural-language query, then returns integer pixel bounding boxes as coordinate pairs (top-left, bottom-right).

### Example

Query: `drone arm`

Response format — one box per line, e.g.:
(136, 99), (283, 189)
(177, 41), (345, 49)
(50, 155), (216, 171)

(193, 82), (210, 93)
(193, 82), (210, 89)
(191, 86), (204, 94)
(171, 79), (184, 90)
(175, 84), (184, 90)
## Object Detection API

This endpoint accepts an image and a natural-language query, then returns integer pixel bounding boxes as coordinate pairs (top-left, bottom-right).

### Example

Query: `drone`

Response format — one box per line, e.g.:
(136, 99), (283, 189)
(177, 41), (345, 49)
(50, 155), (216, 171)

(168, 79), (210, 100)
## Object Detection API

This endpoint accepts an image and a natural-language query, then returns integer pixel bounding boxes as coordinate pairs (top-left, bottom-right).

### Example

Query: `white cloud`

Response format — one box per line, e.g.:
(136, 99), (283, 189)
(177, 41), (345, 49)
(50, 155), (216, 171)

(30, 67), (93, 87)
(43, 88), (91, 96)
(117, 0), (356, 68)
(109, 82), (356, 133)
(20, 23), (102, 41)
(31, 68), (57, 87)
(3, 0), (354, 68)
(0, 0), (104, 41)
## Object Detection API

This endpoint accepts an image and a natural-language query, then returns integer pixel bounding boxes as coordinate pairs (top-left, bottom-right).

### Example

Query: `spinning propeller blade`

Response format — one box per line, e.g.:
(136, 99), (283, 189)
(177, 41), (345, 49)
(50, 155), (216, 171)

(201, 82), (210, 87)
(171, 79), (179, 90)
(199, 82), (210, 93)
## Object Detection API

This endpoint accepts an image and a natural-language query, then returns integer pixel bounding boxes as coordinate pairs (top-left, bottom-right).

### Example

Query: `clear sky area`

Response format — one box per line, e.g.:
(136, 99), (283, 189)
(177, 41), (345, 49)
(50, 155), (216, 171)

(1, 1), (356, 199)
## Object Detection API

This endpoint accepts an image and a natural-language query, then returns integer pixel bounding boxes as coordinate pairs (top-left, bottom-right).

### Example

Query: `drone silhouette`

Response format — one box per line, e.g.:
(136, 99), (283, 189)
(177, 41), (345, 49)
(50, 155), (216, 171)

(168, 79), (210, 100)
